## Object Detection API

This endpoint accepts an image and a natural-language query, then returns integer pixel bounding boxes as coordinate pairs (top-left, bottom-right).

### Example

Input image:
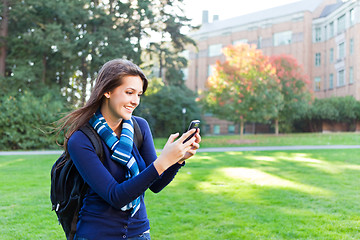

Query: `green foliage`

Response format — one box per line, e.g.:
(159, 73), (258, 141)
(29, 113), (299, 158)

(3, 0), (196, 105)
(307, 96), (358, 122)
(292, 96), (360, 132)
(135, 85), (202, 137)
(0, 91), (68, 150)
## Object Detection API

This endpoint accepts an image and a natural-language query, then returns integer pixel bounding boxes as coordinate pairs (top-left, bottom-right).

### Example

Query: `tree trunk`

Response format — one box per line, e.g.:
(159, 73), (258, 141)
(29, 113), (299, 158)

(109, 0), (114, 14)
(0, 0), (9, 77)
(240, 118), (244, 137)
(275, 118), (279, 135)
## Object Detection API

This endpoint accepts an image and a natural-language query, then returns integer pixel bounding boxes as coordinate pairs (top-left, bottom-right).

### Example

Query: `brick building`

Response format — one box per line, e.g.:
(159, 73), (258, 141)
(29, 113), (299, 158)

(184, 0), (360, 134)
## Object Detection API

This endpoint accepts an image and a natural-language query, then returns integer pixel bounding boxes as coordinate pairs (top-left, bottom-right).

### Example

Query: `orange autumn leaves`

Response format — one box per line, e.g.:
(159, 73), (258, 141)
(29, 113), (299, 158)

(205, 44), (310, 127)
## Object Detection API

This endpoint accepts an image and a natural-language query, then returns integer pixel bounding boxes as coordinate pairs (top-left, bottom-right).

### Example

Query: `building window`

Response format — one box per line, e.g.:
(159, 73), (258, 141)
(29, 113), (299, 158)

(350, 9), (355, 25)
(337, 14), (346, 34)
(349, 67), (354, 84)
(350, 38), (354, 55)
(208, 44), (223, 57)
(257, 36), (262, 49)
(338, 69), (345, 86)
(213, 125), (220, 135)
(315, 27), (321, 42)
(204, 124), (211, 134)
(338, 42), (345, 59)
(329, 48), (334, 63)
(329, 73), (334, 89)
(207, 64), (215, 77)
(329, 21), (334, 37)
(314, 77), (321, 91)
(233, 39), (248, 46)
(315, 53), (321, 66)
(228, 125), (235, 134)
(273, 31), (292, 46)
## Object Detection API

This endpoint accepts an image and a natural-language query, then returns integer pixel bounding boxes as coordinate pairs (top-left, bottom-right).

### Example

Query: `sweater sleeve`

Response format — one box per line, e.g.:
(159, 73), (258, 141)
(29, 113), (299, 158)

(68, 131), (160, 210)
(134, 116), (184, 193)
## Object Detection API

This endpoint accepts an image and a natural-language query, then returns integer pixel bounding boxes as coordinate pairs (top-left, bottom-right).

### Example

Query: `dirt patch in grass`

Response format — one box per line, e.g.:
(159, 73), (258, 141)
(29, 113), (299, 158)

(227, 139), (258, 145)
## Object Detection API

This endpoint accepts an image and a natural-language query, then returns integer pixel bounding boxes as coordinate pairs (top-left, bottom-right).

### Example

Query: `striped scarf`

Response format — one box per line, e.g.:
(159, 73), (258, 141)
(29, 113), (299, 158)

(89, 110), (140, 217)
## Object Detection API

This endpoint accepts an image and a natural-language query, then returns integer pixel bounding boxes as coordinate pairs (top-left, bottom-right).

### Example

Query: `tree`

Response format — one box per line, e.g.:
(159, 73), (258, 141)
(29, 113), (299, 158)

(204, 44), (283, 136)
(4, 0), (87, 96)
(145, 0), (197, 86)
(269, 55), (312, 132)
(0, 0), (9, 77)
(135, 85), (201, 137)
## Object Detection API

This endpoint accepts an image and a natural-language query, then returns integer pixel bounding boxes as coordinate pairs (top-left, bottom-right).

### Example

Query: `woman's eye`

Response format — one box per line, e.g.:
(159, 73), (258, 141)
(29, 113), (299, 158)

(126, 91), (133, 95)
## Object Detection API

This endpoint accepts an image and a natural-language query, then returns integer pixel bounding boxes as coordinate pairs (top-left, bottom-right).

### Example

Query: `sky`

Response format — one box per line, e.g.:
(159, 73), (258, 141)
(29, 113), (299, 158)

(183, 0), (301, 25)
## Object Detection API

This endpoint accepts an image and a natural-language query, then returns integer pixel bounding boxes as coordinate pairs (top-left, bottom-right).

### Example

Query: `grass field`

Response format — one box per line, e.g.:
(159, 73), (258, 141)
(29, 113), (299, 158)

(1, 133), (360, 239)
(1, 151), (360, 239)
(154, 132), (360, 149)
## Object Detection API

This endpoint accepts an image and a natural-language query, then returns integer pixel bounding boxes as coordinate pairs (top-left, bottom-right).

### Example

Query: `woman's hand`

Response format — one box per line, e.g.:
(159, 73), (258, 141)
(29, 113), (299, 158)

(178, 129), (201, 164)
(153, 129), (198, 175)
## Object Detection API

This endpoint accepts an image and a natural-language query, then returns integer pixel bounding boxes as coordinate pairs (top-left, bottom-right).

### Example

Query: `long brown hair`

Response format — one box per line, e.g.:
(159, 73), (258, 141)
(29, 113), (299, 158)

(57, 59), (148, 152)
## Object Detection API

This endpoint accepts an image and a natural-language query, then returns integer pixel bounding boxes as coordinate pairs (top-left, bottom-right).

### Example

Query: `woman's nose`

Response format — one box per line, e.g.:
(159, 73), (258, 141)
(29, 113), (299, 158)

(131, 95), (140, 106)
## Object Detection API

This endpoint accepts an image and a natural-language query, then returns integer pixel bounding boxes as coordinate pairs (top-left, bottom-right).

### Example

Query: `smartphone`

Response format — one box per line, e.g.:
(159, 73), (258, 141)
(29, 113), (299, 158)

(183, 120), (200, 143)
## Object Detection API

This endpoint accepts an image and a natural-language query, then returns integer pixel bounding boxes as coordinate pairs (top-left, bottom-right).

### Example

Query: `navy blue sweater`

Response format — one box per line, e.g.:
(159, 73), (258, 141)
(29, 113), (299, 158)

(68, 116), (183, 239)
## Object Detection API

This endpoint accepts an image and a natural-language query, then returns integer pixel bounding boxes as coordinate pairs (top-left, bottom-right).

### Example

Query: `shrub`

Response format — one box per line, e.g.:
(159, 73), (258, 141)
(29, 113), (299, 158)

(0, 91), (67, 150)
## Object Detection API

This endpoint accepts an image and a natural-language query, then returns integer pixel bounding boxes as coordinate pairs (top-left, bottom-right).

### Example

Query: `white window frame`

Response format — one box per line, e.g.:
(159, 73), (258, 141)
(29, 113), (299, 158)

(208, 44), (223, 57)
(338, 42), (345, 60)
(315, 53), (321, 66)
(315, 27), (321, 42)
(337, 14), (346, 34)
(337, 69), (345, 87)
(350, 9), (355, 25)
(349, 67), (354, 84)
(273, 31), (292, 46)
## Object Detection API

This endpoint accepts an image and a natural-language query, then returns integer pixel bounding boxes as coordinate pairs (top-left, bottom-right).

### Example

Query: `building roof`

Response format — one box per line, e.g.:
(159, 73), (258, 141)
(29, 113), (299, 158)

(318, 1), (344, 18)
(191, 0), (327, 37)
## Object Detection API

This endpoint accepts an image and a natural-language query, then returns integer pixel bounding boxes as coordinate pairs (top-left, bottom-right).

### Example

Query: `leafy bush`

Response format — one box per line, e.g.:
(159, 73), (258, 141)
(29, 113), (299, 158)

(0, 91), (68, 150)
(307, 96), (357, 122)
(294, 96), (360, 132)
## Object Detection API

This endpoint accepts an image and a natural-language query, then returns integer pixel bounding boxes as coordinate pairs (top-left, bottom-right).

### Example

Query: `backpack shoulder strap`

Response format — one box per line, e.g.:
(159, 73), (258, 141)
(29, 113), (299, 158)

(79, 123), (104, 162)
(131, 116), (143, 150)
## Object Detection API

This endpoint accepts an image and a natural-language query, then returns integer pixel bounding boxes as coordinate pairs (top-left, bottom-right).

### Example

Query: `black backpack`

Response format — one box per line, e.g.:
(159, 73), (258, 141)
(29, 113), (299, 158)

(51, 117), (143, 240)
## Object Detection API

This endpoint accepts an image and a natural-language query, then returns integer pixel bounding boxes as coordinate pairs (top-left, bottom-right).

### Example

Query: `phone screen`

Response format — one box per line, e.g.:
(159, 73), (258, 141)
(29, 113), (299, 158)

(183, 120), (200, 143)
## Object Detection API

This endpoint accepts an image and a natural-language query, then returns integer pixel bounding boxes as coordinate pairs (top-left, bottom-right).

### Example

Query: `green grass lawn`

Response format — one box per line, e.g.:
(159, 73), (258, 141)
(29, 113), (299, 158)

(1, 147), (360, 239)
(154, 132), (360, 149)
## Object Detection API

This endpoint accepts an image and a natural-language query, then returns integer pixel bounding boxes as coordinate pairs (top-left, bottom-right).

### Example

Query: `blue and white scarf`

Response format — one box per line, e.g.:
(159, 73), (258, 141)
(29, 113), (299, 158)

(89, 110), (140, 216)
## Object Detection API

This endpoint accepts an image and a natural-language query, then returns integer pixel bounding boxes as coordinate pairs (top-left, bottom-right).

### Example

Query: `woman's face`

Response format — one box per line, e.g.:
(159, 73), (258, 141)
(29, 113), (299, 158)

(103, 75), (143, 121)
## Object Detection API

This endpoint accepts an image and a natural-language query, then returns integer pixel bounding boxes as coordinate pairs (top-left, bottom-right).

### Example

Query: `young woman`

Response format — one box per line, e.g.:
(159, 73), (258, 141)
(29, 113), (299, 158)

(58, 59), (201, 240)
